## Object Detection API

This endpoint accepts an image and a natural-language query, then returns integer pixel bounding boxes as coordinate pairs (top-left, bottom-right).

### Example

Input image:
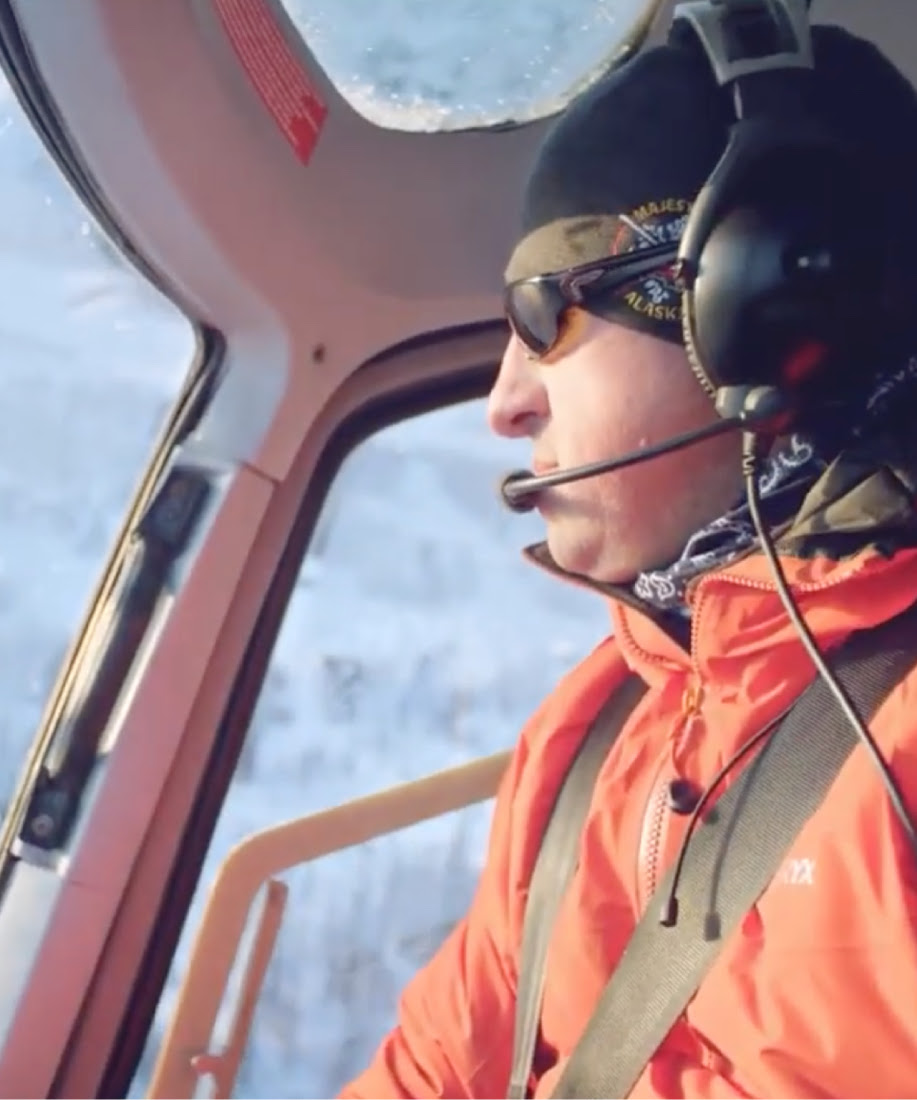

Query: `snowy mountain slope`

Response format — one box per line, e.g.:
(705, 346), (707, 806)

(0, 4), (626, 1095)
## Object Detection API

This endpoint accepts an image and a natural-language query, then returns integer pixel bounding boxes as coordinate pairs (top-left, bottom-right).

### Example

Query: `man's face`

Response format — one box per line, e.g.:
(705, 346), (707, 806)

(487, 311), (745, 584)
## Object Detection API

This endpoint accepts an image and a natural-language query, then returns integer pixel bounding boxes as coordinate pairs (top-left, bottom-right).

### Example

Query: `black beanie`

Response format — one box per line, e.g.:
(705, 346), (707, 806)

(505, 22), (917, 345)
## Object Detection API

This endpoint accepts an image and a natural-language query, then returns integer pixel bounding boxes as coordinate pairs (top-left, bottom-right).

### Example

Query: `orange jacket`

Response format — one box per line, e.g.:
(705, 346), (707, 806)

(341, 528), (917, 1097)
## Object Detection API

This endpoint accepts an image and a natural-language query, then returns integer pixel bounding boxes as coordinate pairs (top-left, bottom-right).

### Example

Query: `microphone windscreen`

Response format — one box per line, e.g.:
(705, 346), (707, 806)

(498, 470), (537, 513)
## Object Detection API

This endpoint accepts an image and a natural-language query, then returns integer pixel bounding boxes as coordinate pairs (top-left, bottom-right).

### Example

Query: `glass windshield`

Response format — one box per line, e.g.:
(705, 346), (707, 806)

(280, 0), (660, 131)
(0, 77), (194, 816)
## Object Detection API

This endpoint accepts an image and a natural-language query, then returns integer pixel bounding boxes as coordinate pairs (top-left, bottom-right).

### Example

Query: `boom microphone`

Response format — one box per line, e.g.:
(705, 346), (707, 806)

(499, 416), (748, 513)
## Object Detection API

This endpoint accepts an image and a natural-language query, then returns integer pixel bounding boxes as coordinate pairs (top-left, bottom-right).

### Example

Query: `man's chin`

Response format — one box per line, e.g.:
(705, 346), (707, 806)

(545, 525), (640, 587)
(545, 526), (600, 580)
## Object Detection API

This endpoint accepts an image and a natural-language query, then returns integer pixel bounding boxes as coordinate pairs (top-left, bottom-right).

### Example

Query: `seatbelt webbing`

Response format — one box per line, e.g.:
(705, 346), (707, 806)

(506, 673), (648, 1100)
(552, 599), (917, 1099)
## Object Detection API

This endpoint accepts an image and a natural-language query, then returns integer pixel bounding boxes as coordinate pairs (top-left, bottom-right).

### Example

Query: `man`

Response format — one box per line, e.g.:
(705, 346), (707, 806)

(341, 16), (917, 1099)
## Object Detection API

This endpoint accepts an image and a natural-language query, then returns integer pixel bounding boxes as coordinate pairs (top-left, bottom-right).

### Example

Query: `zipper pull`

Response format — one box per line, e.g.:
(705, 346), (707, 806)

(681, 679), (704, 717)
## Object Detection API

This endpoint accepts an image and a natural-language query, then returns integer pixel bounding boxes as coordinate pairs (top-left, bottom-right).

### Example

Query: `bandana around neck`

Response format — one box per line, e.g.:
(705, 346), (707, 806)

(632, 435), (822, 612)
(631, 353), (917, 614)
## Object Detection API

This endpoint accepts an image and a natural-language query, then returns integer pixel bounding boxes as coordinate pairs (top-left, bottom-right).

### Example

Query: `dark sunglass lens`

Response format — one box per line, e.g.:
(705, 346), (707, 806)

(506, 280), (561, 357)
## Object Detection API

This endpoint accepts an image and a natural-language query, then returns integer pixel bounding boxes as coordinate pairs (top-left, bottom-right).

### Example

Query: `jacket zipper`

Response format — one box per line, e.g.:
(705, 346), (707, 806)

(639, 694), (797, 914)
(638, 562), (870, 912)
(641, 679), (704, 908)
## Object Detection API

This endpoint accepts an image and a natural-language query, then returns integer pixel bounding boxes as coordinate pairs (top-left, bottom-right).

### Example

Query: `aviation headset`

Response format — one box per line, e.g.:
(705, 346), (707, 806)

(671, 0), (891, 438)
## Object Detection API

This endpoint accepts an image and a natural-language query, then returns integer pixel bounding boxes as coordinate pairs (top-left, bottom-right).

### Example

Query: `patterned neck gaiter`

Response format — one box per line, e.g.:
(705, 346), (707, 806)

(632, 353), (917, 613)
(633, 435), (823, 612)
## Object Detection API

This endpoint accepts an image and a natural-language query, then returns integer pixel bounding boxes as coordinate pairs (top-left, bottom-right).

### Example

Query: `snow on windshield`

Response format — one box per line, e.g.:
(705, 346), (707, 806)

(280, 0), (656, 130)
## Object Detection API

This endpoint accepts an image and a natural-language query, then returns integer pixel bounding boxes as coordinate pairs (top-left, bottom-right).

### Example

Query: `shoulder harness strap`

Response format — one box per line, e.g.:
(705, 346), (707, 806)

(507, 673), (647, 1100)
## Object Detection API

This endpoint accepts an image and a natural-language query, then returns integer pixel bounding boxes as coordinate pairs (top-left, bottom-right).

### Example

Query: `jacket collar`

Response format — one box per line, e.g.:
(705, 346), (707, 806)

(522, 429), (917, 687)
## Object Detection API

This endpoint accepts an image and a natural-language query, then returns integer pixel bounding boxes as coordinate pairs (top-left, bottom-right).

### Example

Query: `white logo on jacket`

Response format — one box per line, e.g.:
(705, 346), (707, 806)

(775, 856), (816, 886)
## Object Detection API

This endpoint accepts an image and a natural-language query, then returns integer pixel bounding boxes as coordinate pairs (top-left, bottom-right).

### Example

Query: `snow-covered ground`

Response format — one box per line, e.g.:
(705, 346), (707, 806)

(0, 3), (631, 1095)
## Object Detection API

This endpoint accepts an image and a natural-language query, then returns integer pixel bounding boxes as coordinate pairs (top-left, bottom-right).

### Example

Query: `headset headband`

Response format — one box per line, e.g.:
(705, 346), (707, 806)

(673, 0), (813, 88)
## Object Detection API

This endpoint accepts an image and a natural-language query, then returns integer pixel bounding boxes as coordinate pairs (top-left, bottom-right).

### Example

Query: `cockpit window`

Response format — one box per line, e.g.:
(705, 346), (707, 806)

(279, 0), (661, 131)
(0, 78), (194, 818)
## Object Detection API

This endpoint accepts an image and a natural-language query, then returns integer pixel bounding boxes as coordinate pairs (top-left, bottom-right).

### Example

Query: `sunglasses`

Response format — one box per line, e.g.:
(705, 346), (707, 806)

(504, 240), (681, 359)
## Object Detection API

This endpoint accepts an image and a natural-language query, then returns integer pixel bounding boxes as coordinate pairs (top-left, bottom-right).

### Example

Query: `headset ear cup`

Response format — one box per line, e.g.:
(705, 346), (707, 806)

(680, 287), (716, 400)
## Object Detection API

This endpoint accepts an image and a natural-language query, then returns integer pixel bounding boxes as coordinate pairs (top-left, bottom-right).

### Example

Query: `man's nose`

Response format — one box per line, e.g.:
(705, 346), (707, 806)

(487, 336), (549, 438)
